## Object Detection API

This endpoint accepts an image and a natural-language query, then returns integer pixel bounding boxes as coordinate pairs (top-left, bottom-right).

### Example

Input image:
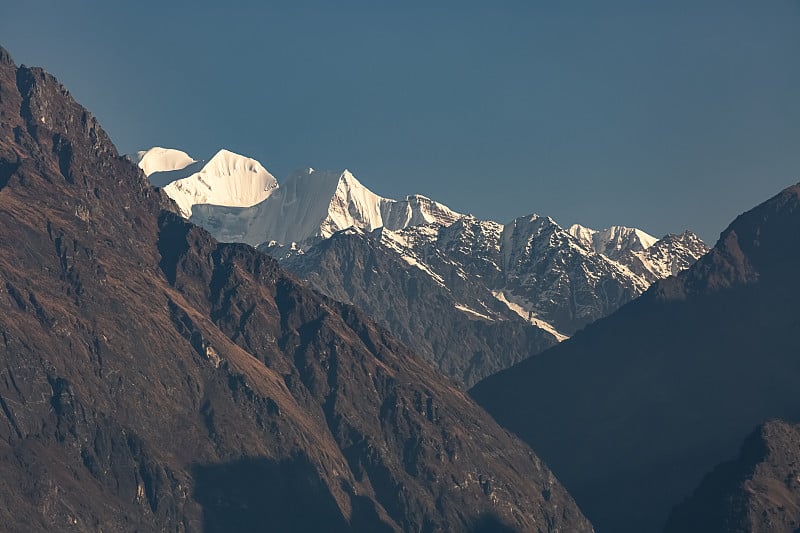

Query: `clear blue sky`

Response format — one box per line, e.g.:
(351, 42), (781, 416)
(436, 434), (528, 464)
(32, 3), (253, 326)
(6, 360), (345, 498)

(3, 1), (799, 242)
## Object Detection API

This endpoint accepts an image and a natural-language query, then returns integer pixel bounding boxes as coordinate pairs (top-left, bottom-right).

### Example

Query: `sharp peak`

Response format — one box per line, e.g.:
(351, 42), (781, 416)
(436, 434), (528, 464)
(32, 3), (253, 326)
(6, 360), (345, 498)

(570, 222), (658, 243)
(569, 222), (597, 232)
(338, 168), (360, 182)
(209, 148), (269, 161)
(203, 148), (270, 168)
(405, 193), (432, 201)
(280, 167), (375, 200)
(291, 167), (366, 186)
(209, 148), (244, 159)
(515, 212), (557, 225)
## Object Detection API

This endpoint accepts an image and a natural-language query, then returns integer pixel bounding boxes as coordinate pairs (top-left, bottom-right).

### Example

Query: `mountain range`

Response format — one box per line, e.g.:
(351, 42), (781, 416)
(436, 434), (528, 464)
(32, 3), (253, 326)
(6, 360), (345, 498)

(0, 46), (592, 532)
(135, 147), (708, 385)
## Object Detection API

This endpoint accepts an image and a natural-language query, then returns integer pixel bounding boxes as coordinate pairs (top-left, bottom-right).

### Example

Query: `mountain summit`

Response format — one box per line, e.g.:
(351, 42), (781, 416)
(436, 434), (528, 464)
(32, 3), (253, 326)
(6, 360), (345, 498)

(134, 147), (278, 217)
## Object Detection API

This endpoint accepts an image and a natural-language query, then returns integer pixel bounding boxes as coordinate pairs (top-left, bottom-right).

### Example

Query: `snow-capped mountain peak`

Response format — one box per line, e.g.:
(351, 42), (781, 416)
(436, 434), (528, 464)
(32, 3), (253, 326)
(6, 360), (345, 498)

(386, 194), (462, 228)
(183, 158), (465, 248)
(269, 167), (464, 244)
(134, 147), (278, 217)
(324, 168), (387, 237)
(136, 146), (467, 247)
(133, 146), (196, 177)
(568, 223), (597, 250)
(569, 223), (657, 260)
(201, 148), (275, 183)
(243, 167), (386, 245)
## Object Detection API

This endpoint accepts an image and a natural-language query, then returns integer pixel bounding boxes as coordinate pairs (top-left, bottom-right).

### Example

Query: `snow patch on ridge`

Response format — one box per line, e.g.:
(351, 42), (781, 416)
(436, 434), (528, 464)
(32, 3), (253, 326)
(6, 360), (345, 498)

(492, 290), (569, 341)
(379, 228), (447, 287)
(454, 304), (494, 321)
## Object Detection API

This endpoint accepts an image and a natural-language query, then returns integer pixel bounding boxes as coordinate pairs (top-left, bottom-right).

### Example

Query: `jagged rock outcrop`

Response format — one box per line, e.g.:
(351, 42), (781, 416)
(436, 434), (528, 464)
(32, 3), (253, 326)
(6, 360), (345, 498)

(0, 46), (592, 532)
(617, 230), (710, 283)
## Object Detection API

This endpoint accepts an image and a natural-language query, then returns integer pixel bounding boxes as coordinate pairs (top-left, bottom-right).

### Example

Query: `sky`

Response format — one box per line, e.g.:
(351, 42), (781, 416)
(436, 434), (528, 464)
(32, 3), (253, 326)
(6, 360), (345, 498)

(2, 0), (799, 243)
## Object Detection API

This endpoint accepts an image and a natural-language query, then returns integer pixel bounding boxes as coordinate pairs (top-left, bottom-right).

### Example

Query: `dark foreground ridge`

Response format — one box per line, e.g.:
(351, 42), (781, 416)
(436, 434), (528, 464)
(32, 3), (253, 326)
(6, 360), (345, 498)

(0, 46), (592, 531)
(664, 419), (800, 533)
(471, 180), (800, 532)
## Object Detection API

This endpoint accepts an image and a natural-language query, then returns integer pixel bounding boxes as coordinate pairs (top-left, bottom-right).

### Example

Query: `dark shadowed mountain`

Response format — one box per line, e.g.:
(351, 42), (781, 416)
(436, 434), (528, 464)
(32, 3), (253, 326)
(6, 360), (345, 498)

(0, 46), (592, 532)
(470, 182), (800, 533)
(664, 419), (800, 533)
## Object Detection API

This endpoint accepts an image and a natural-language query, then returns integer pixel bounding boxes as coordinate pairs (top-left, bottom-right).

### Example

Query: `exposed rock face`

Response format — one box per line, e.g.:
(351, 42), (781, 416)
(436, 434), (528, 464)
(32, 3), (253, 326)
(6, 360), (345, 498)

(471, 183), (800, 533)
(0, 46), (592, 532)
(280, 227), (560, 387)
(664, 420), (800, 533)
(275, 213), (708, 339)
(274, 215), (707, 386)
(616, 230), (710, 283)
